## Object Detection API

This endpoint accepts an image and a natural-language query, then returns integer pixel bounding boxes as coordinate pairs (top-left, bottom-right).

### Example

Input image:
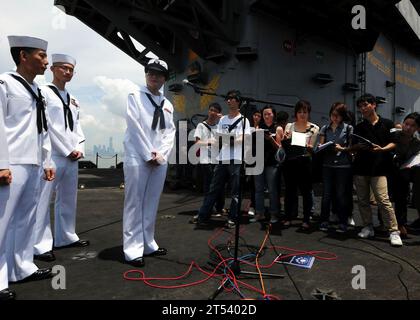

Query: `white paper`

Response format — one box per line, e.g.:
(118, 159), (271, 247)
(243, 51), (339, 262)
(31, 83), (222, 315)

(291, 132), (307, 147)
(315, 141), (334, 153)
(401, 152), (420, 169)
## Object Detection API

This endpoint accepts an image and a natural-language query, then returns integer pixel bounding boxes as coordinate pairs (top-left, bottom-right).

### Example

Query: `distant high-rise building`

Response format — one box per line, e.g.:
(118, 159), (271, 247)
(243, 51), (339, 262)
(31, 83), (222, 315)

(94, 137), (116, 156)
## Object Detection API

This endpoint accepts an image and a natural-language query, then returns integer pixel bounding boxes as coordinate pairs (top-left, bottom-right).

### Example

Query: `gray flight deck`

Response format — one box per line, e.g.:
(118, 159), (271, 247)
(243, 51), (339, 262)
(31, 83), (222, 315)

(9, 169), (420, 300)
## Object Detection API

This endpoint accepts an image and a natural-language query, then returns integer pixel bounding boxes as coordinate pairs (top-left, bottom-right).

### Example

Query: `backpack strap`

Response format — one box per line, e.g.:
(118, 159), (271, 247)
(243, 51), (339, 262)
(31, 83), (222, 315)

(202, 121), (212, 131)
(228, 116), (244, 132)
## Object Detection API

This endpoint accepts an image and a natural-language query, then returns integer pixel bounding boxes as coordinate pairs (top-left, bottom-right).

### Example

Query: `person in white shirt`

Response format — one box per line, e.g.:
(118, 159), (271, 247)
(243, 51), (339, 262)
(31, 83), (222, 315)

(0, 36), (55, 298)
(282, 100), (319, 230)
(0, 84), (13, 301)
(123, 59), (176, 267)
(196, 90), (251, 229)
(190, 103), (225, 224)
(34, 54), (88, 263)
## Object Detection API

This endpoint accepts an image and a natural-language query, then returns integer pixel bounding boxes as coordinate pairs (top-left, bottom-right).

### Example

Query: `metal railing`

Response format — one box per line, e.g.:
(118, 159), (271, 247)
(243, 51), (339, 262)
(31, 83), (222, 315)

(95, 153), (119, 168)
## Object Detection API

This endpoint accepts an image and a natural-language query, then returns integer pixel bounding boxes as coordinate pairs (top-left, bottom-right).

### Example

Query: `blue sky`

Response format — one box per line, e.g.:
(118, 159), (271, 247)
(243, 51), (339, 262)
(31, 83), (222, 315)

(0, 0), (158, 155)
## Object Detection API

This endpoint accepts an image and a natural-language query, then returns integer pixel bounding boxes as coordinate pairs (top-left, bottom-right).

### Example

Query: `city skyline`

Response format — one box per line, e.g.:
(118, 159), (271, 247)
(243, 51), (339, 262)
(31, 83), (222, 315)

(92, 137), (123, 156)
(0, 1), (158, 156)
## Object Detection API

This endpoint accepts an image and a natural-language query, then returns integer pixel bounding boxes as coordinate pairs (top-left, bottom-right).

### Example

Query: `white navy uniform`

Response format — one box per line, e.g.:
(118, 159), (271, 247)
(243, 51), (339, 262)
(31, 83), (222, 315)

(123, 85), (175, 261)
(0, 79), (11, 291)
(0, 71), (53, 283)
(34, 83), (85, 254)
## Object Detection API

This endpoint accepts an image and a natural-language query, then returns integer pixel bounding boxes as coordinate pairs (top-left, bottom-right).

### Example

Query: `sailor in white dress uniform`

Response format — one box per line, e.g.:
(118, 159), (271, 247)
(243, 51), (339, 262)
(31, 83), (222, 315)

(0, 36), (55, 292)
(0, 77), (14, 300)
(34, 54), (88, 262)
(123, 59), (176, 267)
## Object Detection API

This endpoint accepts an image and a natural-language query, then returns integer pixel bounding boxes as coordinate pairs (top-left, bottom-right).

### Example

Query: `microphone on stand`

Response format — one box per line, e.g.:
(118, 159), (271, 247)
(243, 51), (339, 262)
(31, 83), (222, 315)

(182, 79), (206, 92)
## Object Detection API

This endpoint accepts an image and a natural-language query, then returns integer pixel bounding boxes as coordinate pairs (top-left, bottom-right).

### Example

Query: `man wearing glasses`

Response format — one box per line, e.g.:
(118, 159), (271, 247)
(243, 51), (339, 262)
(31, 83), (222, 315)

(351, 93), (402, 246)
(123, 59), (176, 267)
(34, 54), (88, 263)
(196, 90), (251, 229)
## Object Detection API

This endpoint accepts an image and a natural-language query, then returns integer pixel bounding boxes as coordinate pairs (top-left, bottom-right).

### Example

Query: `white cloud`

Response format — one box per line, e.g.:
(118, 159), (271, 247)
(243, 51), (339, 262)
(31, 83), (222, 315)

(0, 0), (160, 154)
(80, 114), (108, 132)
(93, 76), (139, 118)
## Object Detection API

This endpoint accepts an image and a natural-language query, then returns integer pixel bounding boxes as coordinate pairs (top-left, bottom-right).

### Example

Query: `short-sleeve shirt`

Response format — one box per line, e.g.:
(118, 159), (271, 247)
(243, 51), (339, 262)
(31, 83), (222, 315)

(392, 130), (420, 169)
(319, 122), (353, 168)
(194, 121), (218, 164)
(353, 117), (394, 176)
(217, 114), (251, 162)
(283, 122), (319, 160)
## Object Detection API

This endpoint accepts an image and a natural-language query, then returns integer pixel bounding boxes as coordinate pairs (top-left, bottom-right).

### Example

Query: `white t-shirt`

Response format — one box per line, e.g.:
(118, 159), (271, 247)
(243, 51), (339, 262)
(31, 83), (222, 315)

(194, 121), (218, 164)
(216, 114), (251, 162)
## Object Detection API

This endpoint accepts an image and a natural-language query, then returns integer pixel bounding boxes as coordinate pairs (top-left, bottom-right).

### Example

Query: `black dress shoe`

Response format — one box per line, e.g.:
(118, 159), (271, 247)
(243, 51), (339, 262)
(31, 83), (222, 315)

(21, 268), (53, 282)
(34, 250), (56, 262)
(55, 239), (90, 249)
(126, 257), (145, 267)
(0, 288), (16, 301)
(144, 248), (167, 257)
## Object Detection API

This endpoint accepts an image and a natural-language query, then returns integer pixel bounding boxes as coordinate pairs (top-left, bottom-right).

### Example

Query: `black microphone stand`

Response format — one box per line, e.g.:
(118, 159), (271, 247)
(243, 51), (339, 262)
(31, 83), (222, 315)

(187, 87), (286, 300)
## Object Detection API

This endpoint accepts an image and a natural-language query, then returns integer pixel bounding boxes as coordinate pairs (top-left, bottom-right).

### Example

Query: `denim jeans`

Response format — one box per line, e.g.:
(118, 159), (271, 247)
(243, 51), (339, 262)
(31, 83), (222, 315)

(200, 164), (225, 212)
(320, 166), (353, 225)
(254, 165), (280, 217)
(198, 164), (241, 221)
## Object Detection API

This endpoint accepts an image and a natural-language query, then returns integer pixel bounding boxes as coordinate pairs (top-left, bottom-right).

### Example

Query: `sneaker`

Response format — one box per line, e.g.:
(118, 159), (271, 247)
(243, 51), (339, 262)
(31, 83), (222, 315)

(225, 219), (236, 229)
(211, 211), (222, 217)
(336, 224), (347, 233)
(189, 215), (199, 224)
(389, 231), (403, 247)
(282, 220), (291, 227)
(301, 222), (310, 230)
(347, 217), (356, 226)
(250, 213), (265, 223)
(222, 208), (229, 216)
(358, 225), (375, 238)
(248, 208), (255, 216)
(319, 222), (329, 232)
(270, 217), (279, 224)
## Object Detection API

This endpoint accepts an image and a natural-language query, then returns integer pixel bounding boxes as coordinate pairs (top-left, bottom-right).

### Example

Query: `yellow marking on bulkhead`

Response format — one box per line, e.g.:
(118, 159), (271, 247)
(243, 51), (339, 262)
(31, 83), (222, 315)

(173, 94), (186, 113)
(199, 75), (221, 110)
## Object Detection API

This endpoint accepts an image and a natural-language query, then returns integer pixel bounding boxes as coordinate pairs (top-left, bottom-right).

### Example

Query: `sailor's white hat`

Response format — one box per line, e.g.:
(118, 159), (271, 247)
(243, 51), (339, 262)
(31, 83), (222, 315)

(52, 54), (76, 66)
(7, 35), (48, 50)
(145, 58), (169, 79)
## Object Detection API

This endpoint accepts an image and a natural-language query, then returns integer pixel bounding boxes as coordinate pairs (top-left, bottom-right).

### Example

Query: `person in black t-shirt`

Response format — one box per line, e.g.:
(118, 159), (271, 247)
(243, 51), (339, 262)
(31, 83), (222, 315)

(252, 105), (282, 223)
(351, 94), (402, 246)
(391, 112), (420, 238)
